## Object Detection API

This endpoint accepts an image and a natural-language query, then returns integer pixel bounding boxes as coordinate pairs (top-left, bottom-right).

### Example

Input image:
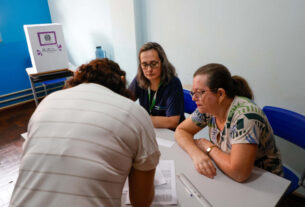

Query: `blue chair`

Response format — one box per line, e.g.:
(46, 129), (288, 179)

(42, 77), (67, 96)
(263, 106), (305, 194)
(183, 89), (197, 114)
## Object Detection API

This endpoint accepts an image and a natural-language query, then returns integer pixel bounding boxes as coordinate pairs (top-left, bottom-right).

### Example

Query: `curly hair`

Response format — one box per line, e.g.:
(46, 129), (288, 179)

(136, 42), (176, 89)
(194, 63), (253, 100)
(67, 58), (133, 99)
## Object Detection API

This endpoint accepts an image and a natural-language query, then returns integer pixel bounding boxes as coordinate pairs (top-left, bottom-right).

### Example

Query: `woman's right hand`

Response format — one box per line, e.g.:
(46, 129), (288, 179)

(191, 150), (217, 179)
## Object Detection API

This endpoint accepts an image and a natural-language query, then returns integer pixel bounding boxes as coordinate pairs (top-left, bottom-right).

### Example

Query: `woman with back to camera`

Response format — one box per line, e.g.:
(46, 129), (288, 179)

(129, 42), (185, 129)
(175, 63), (283, 182)
(10, 58), (160, 207)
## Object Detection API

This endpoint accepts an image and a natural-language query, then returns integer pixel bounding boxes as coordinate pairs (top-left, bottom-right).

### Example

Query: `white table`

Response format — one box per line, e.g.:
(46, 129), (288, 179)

(125, 128), (290, 207)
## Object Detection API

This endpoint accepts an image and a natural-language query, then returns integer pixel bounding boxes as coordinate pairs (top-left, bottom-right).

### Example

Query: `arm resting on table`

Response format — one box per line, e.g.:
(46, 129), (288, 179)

(175, 117), (216, 178)
(198, 140), (258, 182)
(151, 115), (180, 129)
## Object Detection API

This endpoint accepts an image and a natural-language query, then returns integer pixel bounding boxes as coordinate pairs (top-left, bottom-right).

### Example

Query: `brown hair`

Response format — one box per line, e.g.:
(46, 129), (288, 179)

(136, 42), (176, 89)
(194, 63), (253, 99)
(67, 58), (133, 99)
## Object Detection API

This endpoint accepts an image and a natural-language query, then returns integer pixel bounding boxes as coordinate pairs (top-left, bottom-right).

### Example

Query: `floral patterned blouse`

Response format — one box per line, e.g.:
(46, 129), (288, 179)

(191, 96), (283, 176)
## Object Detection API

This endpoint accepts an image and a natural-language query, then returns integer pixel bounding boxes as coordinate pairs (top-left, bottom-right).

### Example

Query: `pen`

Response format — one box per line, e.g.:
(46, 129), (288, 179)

(177, 174), (192, 197)
(177, 173), (213, 207)
(183, 182), (193, 197)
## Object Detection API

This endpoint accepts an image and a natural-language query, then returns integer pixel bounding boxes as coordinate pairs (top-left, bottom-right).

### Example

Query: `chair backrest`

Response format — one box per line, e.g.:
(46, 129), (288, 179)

(183, 89), (197, 114)
(262, 106), (305, 150)
(43, 77), (67, 85)
(263, 106), (305, 193)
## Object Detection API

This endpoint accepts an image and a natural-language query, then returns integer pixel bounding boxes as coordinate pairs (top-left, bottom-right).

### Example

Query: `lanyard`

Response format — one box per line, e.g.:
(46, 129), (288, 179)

(148, 82), (162, 114)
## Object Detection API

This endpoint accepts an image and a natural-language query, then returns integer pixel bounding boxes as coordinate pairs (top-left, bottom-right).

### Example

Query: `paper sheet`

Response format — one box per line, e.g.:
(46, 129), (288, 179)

(0, 143), (22, 207)
(122, 167), (166, 193)
(156, 137), (175, 148)
(20, 132), (28, 140)
(124, 160), (177, 205)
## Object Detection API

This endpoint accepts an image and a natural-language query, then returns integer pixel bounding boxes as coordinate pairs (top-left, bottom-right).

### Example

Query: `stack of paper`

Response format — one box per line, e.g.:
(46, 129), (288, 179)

(124, 160), (177, 205)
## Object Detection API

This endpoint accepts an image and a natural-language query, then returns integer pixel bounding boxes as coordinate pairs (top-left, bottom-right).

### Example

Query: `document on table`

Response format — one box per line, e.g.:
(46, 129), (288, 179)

(124, 160), (177, 205)
(156, 137), (175, 148)
(21, 132), (28, 140)
(122, 167), (166, 193)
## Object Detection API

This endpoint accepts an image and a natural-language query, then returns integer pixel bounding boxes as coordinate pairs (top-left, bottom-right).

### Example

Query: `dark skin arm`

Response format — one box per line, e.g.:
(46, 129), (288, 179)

(129, 167), (156, 207)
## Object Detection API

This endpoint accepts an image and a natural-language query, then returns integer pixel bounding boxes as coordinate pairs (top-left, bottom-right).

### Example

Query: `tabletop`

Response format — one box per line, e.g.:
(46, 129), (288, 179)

(129, 128), (291, 207)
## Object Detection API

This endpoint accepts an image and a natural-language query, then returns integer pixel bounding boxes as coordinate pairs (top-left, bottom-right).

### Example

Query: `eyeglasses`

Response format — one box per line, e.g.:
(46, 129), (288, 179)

(141, 61), (160, 70)
(190, 89), (217, 98)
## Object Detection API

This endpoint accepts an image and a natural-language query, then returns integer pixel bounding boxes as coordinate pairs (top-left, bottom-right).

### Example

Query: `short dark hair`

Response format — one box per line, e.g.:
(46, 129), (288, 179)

(67, 58), (133, 99)
(136, 42), (176, 89)
(194, 63), (253, 99)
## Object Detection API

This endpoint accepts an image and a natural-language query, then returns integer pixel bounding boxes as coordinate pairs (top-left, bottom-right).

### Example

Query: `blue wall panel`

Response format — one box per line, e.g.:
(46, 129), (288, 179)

(0, 0), (51, 95)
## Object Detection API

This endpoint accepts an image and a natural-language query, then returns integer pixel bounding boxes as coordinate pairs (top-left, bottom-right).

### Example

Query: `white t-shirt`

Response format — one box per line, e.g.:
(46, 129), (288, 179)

(10, 83), (160, 207)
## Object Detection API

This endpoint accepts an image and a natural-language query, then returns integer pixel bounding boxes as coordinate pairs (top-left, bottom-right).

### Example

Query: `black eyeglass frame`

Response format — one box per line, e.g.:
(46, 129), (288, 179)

(141, 61), (161, 70)
(189, 88), (218, 97)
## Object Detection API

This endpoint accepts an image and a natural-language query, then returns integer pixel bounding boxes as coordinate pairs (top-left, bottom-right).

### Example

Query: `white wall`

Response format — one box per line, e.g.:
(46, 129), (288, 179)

(48, 0), (138, 82)
(48, 0), (305, 195)
(108, 0), (138, 82)
(139, 0), (305, 115)
(138, 0), (305, 195)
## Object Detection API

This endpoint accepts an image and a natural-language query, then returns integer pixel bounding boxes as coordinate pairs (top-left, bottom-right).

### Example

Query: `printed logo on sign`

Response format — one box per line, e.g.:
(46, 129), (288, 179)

(37, 31), (57, 46)
(44, 34), (51, 41)
(36, 50), (42, 56)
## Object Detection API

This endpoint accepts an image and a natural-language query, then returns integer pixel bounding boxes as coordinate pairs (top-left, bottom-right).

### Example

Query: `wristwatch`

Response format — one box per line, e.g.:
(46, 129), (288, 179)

(206, 145), (217, 155)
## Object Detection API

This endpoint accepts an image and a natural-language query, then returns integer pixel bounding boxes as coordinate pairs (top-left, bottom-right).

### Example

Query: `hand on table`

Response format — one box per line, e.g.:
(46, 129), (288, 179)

(191, 148), (216, 179)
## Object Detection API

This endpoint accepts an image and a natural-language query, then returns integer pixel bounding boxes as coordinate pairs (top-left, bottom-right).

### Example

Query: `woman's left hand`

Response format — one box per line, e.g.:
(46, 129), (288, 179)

(194, 138), (213, 152)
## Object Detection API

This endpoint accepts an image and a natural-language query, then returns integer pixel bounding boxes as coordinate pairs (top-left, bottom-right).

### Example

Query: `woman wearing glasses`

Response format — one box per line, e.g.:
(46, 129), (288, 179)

(175, 63), (283, 182)
(129, 42), (185, 129)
